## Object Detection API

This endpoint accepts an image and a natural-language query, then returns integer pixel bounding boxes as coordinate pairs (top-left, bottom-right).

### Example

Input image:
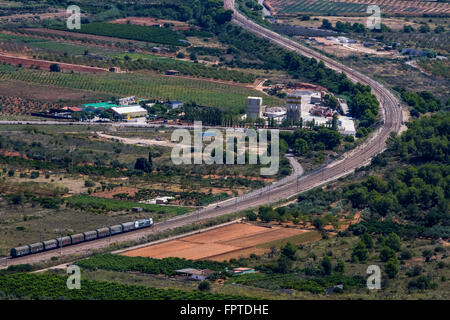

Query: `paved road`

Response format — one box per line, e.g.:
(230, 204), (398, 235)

(1, 2), (402, 267)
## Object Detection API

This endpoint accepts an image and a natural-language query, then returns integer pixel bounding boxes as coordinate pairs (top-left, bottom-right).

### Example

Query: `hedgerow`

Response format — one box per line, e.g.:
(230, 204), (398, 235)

(76, 254), (230, 276)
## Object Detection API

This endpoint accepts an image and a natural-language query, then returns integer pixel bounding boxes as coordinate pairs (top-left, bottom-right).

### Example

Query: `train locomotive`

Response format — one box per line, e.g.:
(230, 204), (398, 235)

(10, 218), (153, 258)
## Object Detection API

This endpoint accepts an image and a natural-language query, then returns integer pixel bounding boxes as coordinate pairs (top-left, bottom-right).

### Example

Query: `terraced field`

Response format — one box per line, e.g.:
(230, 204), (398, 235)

(0, 64), (280, 111)
(269, 0), (450, 16)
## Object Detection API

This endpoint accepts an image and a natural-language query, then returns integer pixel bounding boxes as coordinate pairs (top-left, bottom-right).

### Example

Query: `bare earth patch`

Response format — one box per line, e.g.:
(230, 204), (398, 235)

(121, 223), (311, 261)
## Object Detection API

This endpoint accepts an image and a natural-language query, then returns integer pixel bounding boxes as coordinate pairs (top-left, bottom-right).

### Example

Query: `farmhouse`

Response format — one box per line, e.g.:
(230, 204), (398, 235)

(166, 101), (184, 109)
(175, 268), (215, 281)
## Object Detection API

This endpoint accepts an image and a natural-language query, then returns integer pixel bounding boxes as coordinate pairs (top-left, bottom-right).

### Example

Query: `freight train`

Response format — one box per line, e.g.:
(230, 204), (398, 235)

(10, 218), (153, 258)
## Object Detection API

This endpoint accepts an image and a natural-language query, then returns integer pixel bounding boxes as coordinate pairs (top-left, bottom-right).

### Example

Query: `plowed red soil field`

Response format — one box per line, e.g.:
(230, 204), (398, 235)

(121, 223), (309, 261)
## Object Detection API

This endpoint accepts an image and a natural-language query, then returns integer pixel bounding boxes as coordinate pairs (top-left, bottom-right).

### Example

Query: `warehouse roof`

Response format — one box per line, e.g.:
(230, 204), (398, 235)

(111, 105), (147, 114)
(82, 102), (118, 109)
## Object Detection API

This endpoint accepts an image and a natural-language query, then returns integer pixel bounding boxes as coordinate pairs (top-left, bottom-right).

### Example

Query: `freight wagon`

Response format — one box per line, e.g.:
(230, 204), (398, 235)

(10, 218), (153, 258)
(83, 231), (98, 241)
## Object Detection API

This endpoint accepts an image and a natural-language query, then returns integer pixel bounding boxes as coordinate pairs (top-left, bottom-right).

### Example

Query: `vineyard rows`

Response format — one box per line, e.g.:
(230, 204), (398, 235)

(0, 64), (280, 110)
(52, 22), (188, 47)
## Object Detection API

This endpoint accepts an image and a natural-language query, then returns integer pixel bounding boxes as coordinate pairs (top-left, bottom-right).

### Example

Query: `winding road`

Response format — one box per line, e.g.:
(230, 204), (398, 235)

(1, 1), (402, 267)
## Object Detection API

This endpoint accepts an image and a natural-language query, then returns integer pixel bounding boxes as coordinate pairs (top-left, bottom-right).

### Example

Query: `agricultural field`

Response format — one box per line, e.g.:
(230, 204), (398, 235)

(0, 30), (257, 83)
(121, 223), (319, 261)
(51, 22), (189, 47)
(0, 64), (280, 111)
(269, 0), (450, 16)
(417, 58), (450, 79)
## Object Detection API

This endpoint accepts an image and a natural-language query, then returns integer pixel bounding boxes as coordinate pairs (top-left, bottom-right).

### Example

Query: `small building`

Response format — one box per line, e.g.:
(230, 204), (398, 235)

(155, 196), (174, 204)
(337, 36), (348, 43)
(166, 101), (184, 109)
(325, 284), (343, 295)
(338, 117), (356, 136)
(310, 92), (322, 104)
(338, 98), (349, 115)
(401, 48), (426, 57)
(111, 105), (148, 120)
(175, 268), (214, 281)
(166, 69), (180, 76)
(68, 107), (83, 113)
(109, 67), (121, 73)
(264, 107), (286, 124)
(119, 96), (136, 106)
(232, 268), (255, 275)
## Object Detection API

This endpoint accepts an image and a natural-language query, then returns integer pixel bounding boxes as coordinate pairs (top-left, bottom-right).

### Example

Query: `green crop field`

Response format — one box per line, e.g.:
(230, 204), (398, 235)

(0, 64), (280, 111)
(51, 22), (188, 47)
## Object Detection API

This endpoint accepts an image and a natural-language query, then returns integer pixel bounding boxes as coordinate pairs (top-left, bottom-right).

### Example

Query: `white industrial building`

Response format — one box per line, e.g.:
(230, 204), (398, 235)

(338, 117), (356, 136)
(246, 97), (265, 120)
(111, 105), (148, 120)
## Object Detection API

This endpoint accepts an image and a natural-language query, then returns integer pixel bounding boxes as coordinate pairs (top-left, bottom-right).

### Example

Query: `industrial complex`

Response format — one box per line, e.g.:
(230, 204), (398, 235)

(245, 90), (356, 135)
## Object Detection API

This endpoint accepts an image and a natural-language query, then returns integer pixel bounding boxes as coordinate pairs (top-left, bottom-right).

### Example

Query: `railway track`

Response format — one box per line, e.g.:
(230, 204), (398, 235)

(1, 1), (402, 267)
